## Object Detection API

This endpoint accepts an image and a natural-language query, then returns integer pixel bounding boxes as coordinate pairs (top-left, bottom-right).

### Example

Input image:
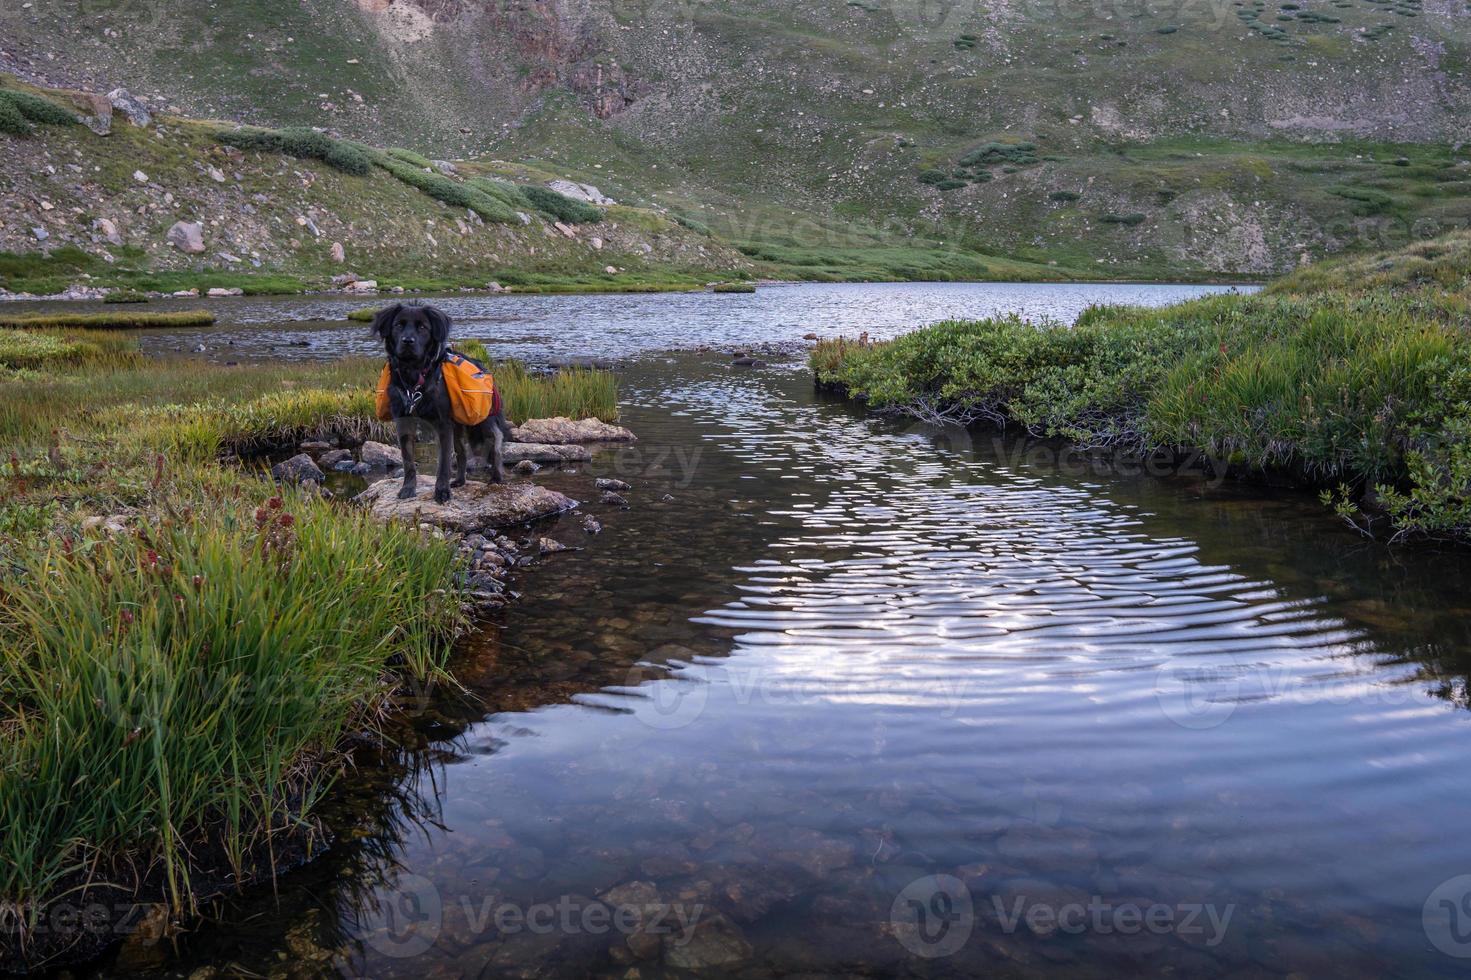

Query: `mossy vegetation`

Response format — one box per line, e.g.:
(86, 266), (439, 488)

(521, 185), (604, 225)
(813, 231), (1471, 542)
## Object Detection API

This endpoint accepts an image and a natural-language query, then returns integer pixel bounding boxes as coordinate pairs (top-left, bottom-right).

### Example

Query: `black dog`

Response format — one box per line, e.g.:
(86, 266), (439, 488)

(372, 303), (511, 503)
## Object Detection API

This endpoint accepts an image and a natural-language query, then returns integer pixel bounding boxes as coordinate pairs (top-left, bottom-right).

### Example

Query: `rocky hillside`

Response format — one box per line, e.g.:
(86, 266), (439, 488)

(3, 0), (1469, 277)
(0, 82), (750, 296)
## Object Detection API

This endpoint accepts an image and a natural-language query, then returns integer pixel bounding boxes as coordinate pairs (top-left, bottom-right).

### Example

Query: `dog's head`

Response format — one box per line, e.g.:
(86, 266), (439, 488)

(371, 303), (450, 364)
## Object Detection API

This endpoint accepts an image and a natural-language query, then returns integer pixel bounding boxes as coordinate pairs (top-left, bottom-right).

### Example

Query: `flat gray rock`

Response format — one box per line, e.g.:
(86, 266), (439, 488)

(511, 417), (636, 444)
(354, 478), (577, 532)
(503, 442), (592, 464)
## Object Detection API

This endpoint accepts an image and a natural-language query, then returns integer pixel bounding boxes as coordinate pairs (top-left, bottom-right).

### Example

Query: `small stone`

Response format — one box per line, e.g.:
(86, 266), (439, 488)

(594, 477), (630, 492)
(581, 515), (603, 534)
(803, 333), (819, 340)
(538, 537), (567, 554)
(513, 459), (540, 475)
(330, 241), (345, 263)
(93, 217), (122, 245)
(318, 449), (352, 467)
(132, 169), (149, 183)
(206, 287), (243, 297)
(600, 491), (628, 507)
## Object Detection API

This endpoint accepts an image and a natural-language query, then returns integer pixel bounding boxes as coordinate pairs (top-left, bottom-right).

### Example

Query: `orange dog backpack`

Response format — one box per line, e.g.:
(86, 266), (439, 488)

(376, 352), (498, 426)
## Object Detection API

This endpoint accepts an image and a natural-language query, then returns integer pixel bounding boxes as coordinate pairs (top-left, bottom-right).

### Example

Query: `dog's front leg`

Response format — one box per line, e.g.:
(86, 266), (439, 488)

(433, 418), (455, 504)
(490, 420), (506, 484)
(396, 419), (418, 499)
(452, 426), (467, 488)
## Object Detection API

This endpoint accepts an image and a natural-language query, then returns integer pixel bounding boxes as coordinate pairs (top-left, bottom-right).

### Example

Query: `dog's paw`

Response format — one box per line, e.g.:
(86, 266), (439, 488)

(451, 477), (466, 488)
(490, 471), (506, 485)
(397, 484), (417, 500)
(433, 486), (452, 504)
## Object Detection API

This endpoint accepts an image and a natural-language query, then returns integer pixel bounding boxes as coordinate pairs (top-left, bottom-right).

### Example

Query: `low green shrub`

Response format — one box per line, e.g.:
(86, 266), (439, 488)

(467, 177), (534, 213)
(374, 156), (517, 223)
(103, 290), (150, 304)
(386, 147), (434, 169)
(673, 213), (712, 236)
(0, 89), (78, 135)
(521, 186), (604, 224)
(1048, 190), (1082, 202)
(215, 126), (373, 176)
(1099, 212), (1147, 226)
(0, 97), (30, 136)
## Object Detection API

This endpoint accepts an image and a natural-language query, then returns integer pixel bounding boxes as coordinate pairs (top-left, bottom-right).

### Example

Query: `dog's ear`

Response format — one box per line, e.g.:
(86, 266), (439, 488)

(424, 305), (451, 348)
(370, 304), (403, 341)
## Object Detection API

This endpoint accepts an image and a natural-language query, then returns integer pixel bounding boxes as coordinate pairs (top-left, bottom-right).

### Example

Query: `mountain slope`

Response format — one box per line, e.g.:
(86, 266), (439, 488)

(3, 0), (1469, 276)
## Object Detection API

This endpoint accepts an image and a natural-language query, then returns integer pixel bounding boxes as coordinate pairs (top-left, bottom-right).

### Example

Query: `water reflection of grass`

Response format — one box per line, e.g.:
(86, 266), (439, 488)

(0, 340), (617, 969)
(814, 231), (1471, 542)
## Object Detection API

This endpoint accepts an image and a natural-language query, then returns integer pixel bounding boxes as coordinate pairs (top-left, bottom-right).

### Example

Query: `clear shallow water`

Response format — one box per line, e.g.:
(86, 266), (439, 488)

(139, 352), (1471, 978)
(110, 280), (1255, 362)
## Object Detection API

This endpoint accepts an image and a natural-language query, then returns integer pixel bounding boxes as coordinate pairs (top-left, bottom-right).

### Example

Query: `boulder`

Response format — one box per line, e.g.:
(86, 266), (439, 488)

(359, 441), (402, 468)
(80, 93), (113, 135)
(330, 241), (345, 263)
(206, 287), (243, 297)
(547, 179), (615, 205)
(503, 443), (591, 465)
(166, 221), (205, 254)
(318, 449), (353, 467)
(107, 88), (153, 127)
(353, 478), (577, 532)
(271, 453), (324, 484)
(511, 417), (636, 444)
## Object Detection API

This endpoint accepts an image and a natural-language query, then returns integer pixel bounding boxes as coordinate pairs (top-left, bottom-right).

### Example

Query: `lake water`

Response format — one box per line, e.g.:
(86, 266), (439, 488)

(80, 282), (1471, 978)
(130, 280), (1255, 362)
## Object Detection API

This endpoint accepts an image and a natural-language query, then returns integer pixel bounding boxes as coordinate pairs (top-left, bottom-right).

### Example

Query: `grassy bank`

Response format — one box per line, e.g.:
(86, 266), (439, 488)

(0, 309), (215, 329)
(0, 341), (619, 968)
(813, 232), (1471, 543)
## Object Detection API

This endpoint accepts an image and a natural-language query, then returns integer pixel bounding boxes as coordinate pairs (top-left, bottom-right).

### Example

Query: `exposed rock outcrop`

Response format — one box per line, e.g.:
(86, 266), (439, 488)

(354, 478), (577, 532)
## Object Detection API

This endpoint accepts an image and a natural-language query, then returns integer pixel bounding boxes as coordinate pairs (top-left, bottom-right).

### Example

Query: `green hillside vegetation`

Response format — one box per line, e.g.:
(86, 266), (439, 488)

(813, 232), (1471, 542)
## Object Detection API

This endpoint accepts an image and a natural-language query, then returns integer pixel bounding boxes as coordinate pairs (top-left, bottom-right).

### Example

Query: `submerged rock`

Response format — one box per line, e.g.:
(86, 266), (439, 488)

(512, 417), (636, 444)
(503, 443), (591, 465)
(354, 478), (576, 532)
(271, 453), (324, 484)
(594, 477), (631, 491)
